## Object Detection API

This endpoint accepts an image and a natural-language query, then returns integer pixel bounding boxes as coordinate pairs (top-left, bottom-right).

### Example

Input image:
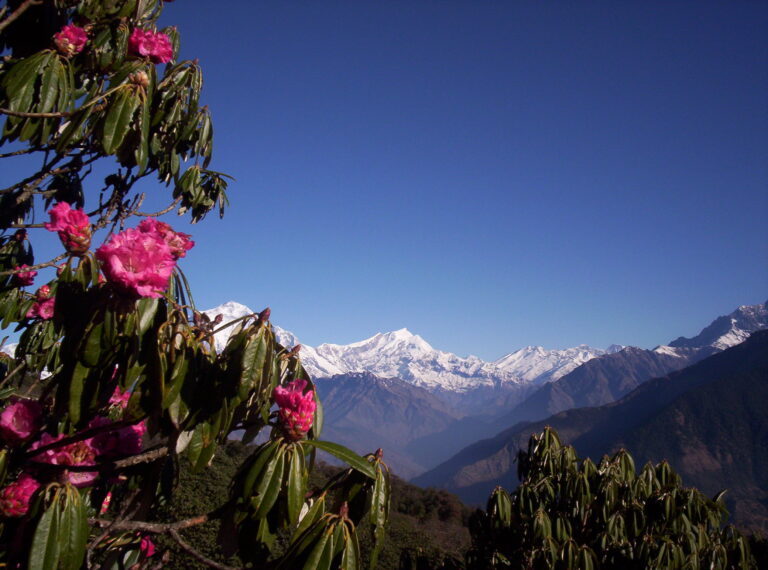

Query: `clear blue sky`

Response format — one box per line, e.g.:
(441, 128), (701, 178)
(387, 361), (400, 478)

(6, 1), (768, 360)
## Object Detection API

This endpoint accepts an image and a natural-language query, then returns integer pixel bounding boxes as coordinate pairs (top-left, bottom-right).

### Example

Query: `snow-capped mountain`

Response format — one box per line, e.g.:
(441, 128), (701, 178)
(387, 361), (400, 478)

(653, 300), (768, 357)
(492, 344), (624, 385)
(202, 302), (619, 393)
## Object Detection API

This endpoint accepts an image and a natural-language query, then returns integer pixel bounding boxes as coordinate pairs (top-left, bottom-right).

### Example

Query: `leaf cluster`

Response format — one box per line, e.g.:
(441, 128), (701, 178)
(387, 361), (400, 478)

(468, 427), (756, 569)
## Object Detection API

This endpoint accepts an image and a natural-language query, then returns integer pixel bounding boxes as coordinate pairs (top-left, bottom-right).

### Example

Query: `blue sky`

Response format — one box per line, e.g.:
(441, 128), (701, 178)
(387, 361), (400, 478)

(5, 1), (768, 360)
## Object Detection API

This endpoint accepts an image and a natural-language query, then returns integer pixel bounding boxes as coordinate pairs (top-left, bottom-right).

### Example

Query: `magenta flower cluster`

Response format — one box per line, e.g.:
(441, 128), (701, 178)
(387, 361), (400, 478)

(45, 202), (91, 255)
(95, 219), (193, 299)
(128, 28), (174, 64)
(53, 24), (88, 57)
(0, 474), (40, 517)
(26, 285), (55, 320)
(273, 379), (316, 441)
(12, 265), (36, 287)
(0, 388), (146, 517)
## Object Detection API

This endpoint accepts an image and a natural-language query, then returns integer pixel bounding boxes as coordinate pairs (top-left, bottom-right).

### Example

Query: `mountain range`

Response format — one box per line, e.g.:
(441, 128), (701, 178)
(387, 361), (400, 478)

(203, 301), (624, 412)
(414, 329), (768, 532)
(203, 299), (768, 482)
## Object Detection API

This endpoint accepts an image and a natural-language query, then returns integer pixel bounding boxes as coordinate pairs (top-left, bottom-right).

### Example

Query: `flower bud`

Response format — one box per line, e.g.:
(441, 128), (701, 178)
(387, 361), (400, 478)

(129, 70), (150, 89)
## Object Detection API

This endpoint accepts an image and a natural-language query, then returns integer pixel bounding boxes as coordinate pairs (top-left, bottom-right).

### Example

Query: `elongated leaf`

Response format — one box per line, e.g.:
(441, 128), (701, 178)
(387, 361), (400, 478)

(303, 531), (330, 570)
(29, 493), (61, 570)
(38, 58), (61, 113)
(341, 523), (361, 570)
(242, 440), (280, 498)
(287, 446), (307, 525)
(293, 495), (326, 542)
(60, 486), (88, 570)
(102, 88), (139, 154)
(68, 361), (91, 424)
(302, 440), (375, 479)
(252, 447), (285, 519)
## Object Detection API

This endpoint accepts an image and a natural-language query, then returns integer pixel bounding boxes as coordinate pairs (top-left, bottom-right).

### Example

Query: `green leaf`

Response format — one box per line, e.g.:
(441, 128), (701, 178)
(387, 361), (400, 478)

(302, 440), (375, 479)
(29, 491), (61, 570)
(304, 530), (331, 570)
(68, 361), (90, 424)
(287, 446), (307, 525)
(242, 440), (280, 498)
(293, 495), (326, 542)
(252, 447), (286, 519)
(102, 88), (140, 154)
(311, 388), (323, 439)
(369, 464), (390, 568)
(60, 486), (88, 570)
(38, 57), (61, 113)
(340, 523), (361, 570)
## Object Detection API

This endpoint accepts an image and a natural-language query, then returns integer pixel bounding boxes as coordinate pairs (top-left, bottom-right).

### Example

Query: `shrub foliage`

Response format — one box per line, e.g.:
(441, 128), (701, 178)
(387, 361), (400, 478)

(468, 427), (755, 569)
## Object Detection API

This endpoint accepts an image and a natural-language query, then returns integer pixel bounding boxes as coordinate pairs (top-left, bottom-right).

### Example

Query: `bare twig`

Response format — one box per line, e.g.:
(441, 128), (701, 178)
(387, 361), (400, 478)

(168, 529), (242, 570)
(0, 108), (70, 119)
(134, 197), (182, 217)
(0, 146), (47, 158)
(89, 511), (218, 534)
(0, 252), (68, 276)
(0, 0), (43, 34)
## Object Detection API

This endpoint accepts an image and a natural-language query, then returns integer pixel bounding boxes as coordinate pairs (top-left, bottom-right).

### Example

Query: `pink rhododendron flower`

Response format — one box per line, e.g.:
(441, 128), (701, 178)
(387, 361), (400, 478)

(26, 285), (55, 320)
(89, 417), (146, 458)
(12, 265), (36, 287)
(95, 227), (175, 298)
(30, 433), (98, 488)
(137, 218), (194, 259)
(273, 379), (316, 441)
(128, 28), (173, 64)
(44, 202), (92, 255)
(53, 24), (88, 57)
(140, 535), (156, 557)
(109, 385), (131, 409)
(0, 398), (42, 445)
(0, 473), (40, 517)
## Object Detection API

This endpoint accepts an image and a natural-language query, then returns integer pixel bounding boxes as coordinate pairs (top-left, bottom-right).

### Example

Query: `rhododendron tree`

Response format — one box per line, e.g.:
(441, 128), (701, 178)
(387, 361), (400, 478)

(0, 1), (390, 569)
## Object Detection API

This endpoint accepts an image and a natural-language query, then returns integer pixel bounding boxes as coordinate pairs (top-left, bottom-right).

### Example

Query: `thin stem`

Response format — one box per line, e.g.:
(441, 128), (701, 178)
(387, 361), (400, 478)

(134, 197), (182, 217)
(0, 0), (43, 34)
(0, 361), (27, 389)
(210, 314), (255, 336)
(0, 108), (69, 119)
(0, 147), (47, 158)
(168, 529), (242, 570)
(0, 252), (68, 276)
(89, 509), (221, 534)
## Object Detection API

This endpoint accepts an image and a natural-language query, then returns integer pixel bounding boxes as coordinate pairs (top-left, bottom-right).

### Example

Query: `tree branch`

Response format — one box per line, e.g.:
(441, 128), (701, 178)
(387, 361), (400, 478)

(0, 108), (70, 119)
(169, 529), (242, 570)
(0, 0), (43, 34)
(0, 252), (68, 276)
(89, 510), (220, 534)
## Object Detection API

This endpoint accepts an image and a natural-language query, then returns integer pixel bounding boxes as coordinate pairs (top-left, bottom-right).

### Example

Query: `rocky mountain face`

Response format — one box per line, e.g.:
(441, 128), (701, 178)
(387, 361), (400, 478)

(413, 330), (768, 532)
(313, 372), (462, 479)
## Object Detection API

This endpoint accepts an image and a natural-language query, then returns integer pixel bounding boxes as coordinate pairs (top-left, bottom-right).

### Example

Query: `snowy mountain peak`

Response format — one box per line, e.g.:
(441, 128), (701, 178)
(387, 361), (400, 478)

(202, 301), (615, 392)
(654, 300), (767, 357)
